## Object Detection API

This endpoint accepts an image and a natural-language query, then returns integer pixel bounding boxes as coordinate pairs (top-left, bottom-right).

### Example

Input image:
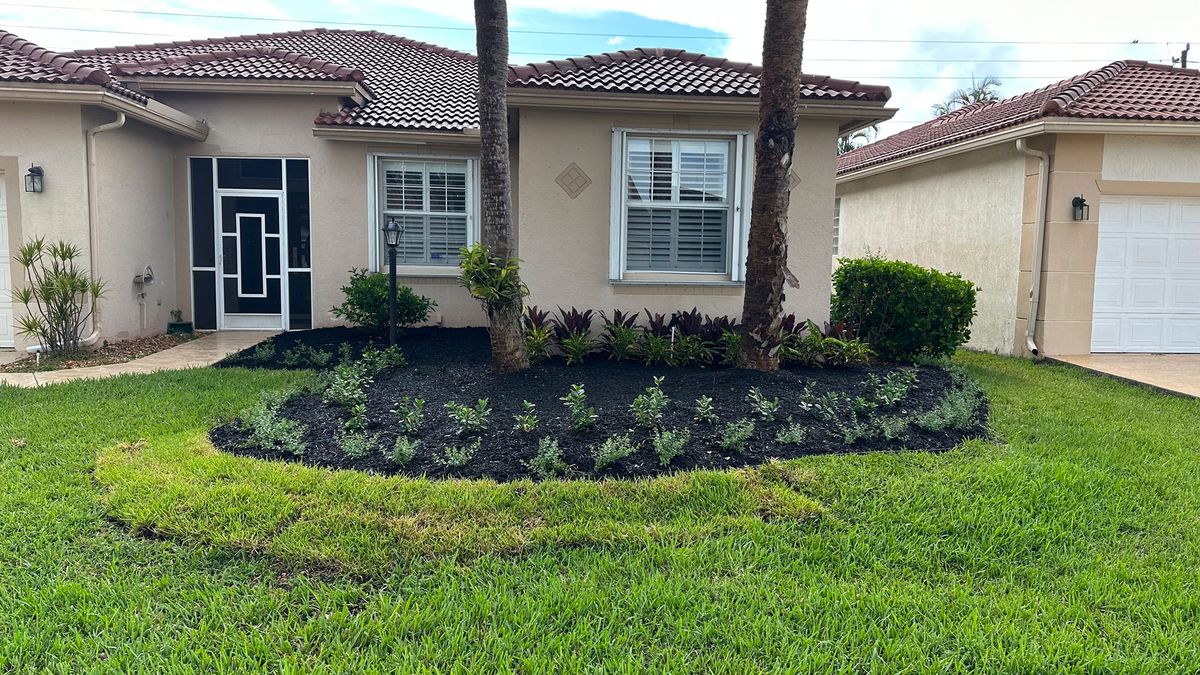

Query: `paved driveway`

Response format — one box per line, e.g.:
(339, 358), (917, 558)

(1053, 354), (1200, 398)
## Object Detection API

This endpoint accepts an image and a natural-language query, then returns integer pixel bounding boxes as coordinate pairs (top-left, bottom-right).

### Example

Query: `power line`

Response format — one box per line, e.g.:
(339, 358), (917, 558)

(0, 2), (1182, 45)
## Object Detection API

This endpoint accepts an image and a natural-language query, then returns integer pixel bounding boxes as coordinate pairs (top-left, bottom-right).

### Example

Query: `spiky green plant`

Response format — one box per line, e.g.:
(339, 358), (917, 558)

(13, 237), (106, 353)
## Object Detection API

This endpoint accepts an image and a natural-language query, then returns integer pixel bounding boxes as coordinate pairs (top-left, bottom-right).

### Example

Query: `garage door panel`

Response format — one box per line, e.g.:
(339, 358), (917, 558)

(1093, 195), (1200, 353)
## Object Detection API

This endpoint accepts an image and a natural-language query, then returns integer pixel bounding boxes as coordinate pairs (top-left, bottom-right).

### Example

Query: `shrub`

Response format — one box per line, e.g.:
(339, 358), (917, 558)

(241, 393), (306, 456)
(870, 369), (919, 407)
(775, 420), (806, 445)
(717, 329), (742, 367)
(437, 438), (481, 467)
(392, 396), (425, 434)
(653, 428), (691, 467)
(669, 334), (714, 367)
(593, 434), (637, 471)
(719, 419), (755, 452)
(781, 320), (873, 367)
(639, 333), (672, 366)
(745, 387), (781, 422)
(523, 306), (554, 363)
(560, 384), (597, 431)
(340, 431), (381, 459)
(528, 437), (570, 479)
(554, 307), (596, 365)
(390, 437), (420, 465)
(831, 257), (978, 361)
(600, 309), (640, 362)
(458, 242), (528, 314)
(252, 341), (277, 363)
(330, 268), (435, 334)
(323, 362), (370, 411)
(445, 399), (491, 435)
(694, 396), (718, 424)
(513, 400), (539, 433)
(279, 343), (334, 369)
(916, 367), (986, 431)
(13, 237), (106, 353)
(359, 344), (406, 375)
(630, 376), (669, 429)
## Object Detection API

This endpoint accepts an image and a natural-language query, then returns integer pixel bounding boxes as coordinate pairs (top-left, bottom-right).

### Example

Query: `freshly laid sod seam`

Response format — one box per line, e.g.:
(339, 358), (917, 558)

(95, 438), (822, 576)
(3, 354), (1200, 670)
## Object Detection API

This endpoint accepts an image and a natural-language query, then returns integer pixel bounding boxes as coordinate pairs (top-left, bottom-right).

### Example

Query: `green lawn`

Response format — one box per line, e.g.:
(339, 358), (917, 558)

(2, 354), (1199, 671)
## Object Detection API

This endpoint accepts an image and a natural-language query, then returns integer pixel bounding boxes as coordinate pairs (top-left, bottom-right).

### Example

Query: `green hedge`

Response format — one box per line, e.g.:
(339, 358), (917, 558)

(831, 257), (977, 361)
(330, 268), (436, 334)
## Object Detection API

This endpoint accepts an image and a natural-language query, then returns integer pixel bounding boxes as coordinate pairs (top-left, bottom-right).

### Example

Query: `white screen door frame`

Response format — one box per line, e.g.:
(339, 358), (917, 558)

(216, 190), (287, 331)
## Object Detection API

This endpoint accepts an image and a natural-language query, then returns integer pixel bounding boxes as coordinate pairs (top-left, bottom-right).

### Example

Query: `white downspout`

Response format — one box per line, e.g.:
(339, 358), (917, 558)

(81, 111), (126, 347)
(1016, 138), (1048, 356)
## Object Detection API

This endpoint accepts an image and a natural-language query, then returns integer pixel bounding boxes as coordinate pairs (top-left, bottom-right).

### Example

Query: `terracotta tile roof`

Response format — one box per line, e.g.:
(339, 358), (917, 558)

(508, 48), (892, 102)
(111, 47), (365, 82)
(838, 60), (1200, 175)
(0, 29), (147, 102)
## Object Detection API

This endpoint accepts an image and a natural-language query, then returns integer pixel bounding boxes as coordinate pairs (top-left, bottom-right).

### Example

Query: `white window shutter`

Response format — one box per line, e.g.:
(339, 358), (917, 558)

(732, 132), (754, 282)
(609, 129), (626, 280)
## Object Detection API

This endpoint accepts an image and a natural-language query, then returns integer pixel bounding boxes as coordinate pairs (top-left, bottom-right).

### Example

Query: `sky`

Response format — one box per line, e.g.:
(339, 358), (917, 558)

(1, 0), (1198, 138)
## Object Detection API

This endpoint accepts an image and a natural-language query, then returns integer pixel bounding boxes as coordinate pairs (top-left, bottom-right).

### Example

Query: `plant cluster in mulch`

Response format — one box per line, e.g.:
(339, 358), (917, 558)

(0, 332), (197, 373)
(212, 327), (989, 482)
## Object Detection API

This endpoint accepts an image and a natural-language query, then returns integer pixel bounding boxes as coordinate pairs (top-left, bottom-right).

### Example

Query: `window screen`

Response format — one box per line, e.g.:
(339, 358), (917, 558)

(379, 160), (470, 266)
(624, 138), (731, 272)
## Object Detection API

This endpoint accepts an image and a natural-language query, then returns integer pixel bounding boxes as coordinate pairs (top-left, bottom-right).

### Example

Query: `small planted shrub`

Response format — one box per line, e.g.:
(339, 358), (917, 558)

(640, 310), (672, 366)
(343, 402), (368, 433)
(593, 434), (636, 471)
(717, 330), (741, 367)
(445, 399), (491, 435)
(719, 419), (755, 452)
(653, 428), (691, 467)
(630, 376), (669, 429)
(279, 343), (334, 369)
(600, 309), (640, 362)
(781, 320), (874, 367)
(390, 437), (421, 466)
(392, 396), (425, 434)
(241, 393), (305, 456)
(323, 362), (371, 410)
(359, 344), (406, 375)
(775, 420), (806, 445)
(437, 438), (481, 467)
(670, 334), (714, 368)
(561, 384), (597, 431)
(694, 396), (719, 424)
(523, 306), (554, 363)
(340, 431), (381, 459)
(832, 256), (978, 361)
(554, 307), (596, 365)
(916, 367), (986, 431)
(528, 437), (570, 479)
(513, 400), (539, 433)
(252, 340), (277, 363)
(746, 387), (781, 422)
(870, 368), (919, 407)
(331, 267), (435, 334)
(13, 237), (105, 353)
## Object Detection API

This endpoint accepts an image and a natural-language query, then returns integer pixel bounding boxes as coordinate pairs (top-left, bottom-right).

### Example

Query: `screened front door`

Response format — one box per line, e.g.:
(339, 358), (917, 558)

(219, 195), (285, 329)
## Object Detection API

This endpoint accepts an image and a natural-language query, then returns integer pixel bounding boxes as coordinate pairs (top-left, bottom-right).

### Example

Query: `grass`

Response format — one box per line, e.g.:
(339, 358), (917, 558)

(2, 354), (1200, 670)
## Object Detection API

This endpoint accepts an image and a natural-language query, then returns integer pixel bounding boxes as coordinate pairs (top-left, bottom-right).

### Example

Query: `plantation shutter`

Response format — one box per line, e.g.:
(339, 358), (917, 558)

(379, 159), (472, 266)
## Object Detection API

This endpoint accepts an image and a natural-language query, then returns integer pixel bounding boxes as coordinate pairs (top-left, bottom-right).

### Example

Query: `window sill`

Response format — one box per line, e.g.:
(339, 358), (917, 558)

(609, 279), (744, 287)
(383, 266), (460, 278)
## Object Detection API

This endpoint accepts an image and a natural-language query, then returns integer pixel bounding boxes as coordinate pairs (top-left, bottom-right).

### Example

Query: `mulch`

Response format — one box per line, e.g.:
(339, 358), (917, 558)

(212, 327), (988, 481)
(0, 332), (198, 373)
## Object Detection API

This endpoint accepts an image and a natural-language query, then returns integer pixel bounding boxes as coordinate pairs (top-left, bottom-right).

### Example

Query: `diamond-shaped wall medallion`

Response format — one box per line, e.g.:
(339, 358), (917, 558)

(555, 162), (592, 200)
(787, 170), (802, 191)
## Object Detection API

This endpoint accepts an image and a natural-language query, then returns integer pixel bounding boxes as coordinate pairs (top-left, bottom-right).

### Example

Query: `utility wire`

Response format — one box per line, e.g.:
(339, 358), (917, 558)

(0, 2), (1180, 45)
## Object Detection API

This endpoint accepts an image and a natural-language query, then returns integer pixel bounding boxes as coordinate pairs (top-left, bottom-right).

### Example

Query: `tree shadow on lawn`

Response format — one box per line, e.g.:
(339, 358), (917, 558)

(95, 433), (825, 579)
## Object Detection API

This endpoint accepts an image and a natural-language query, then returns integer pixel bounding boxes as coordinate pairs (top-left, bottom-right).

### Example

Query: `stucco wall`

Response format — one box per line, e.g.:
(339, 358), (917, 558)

(0, 102), (89, 350)
(837, 143), (1026, 354)
(516, 106), (840, 324)
(91, 111), (180, 340)
(1102, 134), (1200, 183)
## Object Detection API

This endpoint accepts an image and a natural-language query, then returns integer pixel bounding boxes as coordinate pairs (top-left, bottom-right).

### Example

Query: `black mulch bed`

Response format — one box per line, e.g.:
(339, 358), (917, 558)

(212, 327), (989, 481)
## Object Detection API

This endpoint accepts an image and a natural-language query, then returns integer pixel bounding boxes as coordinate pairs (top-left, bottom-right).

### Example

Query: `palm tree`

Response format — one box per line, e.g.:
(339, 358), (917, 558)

(837, 123), (879, 155)
(472, 0), (528, 373)
(931, 75), (1002, 115)
(737, 0), (808, 372)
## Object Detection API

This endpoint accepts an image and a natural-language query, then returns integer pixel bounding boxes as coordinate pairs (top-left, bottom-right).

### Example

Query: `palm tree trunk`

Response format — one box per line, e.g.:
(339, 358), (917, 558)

(737, 0), (808, 372)
(474, 0), (529, 373)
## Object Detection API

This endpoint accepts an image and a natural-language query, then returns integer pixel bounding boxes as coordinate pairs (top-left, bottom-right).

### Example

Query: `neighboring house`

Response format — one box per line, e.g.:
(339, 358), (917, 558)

(0, 27), (893, 352)
(836, 61), (1200, 357)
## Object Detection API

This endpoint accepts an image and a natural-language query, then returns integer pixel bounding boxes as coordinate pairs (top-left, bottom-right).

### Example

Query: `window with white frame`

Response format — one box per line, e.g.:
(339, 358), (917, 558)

(613, 133), (748, 278)
(376, 158), (474, 267)
(832, 197), (842, 255)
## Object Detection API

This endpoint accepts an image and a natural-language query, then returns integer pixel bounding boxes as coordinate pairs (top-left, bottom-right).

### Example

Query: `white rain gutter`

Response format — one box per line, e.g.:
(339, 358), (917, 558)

(1016, 138), (1048, 356)
(81, 111), (126, 346)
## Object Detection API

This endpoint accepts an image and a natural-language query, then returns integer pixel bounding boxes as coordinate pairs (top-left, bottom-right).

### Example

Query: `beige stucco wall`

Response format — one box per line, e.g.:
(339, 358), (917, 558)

(1102, 134), (1200, 183)
(516, 106), (840, 324)
(837, 143), (1026, 354)
(90, 111), (181, 340)
(0, 102), (90, 350)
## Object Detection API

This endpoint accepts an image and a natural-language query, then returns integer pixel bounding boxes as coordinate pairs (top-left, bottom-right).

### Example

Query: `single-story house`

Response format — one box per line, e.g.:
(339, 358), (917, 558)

(836, 61), (1200, 357)
(0, 27), (893, 352)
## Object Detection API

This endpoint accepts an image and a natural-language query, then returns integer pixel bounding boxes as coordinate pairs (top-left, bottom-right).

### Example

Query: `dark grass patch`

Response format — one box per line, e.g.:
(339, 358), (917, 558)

(213, 327), (988, 481)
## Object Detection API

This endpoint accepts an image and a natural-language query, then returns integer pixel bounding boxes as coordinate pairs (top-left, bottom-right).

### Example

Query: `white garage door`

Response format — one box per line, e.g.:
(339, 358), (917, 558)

(1091, 196), (1200, 353)
(0, 177), (12, 349)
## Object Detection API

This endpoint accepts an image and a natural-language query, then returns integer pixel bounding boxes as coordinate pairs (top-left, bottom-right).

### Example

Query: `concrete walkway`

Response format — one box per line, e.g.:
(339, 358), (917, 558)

(0, 331), (277, 388)
(1053, 353), (1200, 398)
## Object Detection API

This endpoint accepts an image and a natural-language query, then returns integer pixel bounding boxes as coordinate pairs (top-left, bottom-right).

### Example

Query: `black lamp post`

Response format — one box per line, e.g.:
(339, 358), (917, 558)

(382, 218), (402, 346)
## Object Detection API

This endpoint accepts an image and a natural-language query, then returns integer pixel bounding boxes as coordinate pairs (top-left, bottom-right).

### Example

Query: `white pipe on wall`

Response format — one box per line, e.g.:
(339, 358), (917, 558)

(1016, 138), (1049, 356)
(81, 111), (126, 347)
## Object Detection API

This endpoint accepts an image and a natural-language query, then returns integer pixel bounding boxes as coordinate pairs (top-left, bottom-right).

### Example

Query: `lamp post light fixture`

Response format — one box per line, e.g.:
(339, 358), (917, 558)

(24, 165), (44, 193)
(382, 218), (403, 346)
(1071, 194), (1089, 221)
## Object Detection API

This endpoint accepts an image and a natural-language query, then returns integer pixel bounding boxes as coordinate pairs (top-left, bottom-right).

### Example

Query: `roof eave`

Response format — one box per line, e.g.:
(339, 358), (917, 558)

(0, 81), (209, 140)
(312, 125), (481, 145)
(127, 77), (369, 102)
(507, 88), (894, 120)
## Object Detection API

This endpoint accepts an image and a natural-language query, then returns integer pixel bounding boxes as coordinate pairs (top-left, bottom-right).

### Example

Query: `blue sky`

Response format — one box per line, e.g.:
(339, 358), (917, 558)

(1, 0), (1197, 138)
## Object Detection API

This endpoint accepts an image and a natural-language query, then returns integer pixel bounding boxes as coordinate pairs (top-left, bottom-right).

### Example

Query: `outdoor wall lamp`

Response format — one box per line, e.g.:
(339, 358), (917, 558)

(24, 165), (44, 193)
(382, 218), (403, 347)
(1072, 194), (1089, 221)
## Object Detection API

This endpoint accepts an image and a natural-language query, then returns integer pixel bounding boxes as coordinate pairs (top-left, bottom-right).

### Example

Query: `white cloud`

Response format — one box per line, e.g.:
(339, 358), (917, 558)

(606, 36), (625, 46)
